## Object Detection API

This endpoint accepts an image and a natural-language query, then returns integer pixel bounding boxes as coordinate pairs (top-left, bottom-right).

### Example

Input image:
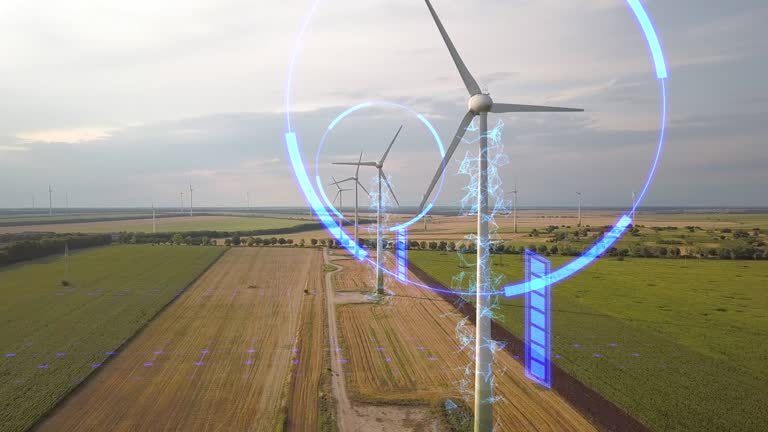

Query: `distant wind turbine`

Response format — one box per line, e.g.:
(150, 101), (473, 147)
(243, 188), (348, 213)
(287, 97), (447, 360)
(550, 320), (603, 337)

(179, 192), (184, 214)
(334, 125), (403, 295)
(576, 191), (583, 227)
(506, 182), (519, 233)
(48, 185), (53, 216)
(632, 191), (637, 221)
(189, 181), (194, 217)
(152, 201), (157, 233)
(330, 177), (353, 239)
(331, 150), (371, 254)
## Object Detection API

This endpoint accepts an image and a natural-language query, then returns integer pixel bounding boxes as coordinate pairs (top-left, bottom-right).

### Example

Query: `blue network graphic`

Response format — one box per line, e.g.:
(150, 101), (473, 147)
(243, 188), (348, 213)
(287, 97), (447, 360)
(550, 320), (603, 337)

(451, 119), (511, 407)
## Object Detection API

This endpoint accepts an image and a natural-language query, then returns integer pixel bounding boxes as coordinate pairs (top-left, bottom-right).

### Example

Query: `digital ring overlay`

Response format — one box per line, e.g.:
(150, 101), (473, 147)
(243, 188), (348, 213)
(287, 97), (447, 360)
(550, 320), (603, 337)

(284, 0), (668, 298)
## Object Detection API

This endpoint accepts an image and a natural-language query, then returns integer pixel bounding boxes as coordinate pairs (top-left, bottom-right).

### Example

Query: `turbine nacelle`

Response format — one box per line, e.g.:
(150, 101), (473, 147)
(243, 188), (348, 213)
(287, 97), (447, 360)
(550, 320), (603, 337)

(468, 93), (493, 114)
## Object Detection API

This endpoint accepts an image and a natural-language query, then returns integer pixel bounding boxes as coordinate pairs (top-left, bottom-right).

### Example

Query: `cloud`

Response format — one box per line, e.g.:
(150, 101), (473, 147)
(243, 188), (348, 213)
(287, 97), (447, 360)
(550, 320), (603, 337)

(16, 127), (118, 144)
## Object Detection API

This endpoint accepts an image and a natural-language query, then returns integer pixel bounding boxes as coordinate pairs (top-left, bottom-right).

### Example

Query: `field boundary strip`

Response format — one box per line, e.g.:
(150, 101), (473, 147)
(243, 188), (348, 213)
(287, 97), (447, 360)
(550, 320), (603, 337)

(28, 246), (229, 430)
(407, 261), (649, 432)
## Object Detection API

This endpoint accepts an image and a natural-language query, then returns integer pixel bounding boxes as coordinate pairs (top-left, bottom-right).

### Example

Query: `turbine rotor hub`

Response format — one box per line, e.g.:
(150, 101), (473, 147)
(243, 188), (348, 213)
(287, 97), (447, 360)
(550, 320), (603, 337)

(468, 93), (493, 114)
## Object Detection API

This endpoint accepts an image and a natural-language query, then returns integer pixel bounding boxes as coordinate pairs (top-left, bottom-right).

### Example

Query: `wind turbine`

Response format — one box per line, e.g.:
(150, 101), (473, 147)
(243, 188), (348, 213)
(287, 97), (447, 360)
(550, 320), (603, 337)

(576, 191), (583, 227)
(334, 125), (403, 295)
(330, 177), (353, 239)
(417, 2), (583, 430)
(48, 185), (53, 216)
(152, 201), (157, 233)
(506, 182), (519, 233)
(331, 151), (370, 253)
(179, 192), (184, 215)
(189, 181), (194, 217)
(631, 191), (636, 221)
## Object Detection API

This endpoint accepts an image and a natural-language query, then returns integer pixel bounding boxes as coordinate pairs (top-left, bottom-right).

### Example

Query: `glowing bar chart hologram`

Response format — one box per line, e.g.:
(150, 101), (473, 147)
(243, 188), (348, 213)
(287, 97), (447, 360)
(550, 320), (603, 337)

(396, 229), (408, 282)
(525, 250), (552, 388)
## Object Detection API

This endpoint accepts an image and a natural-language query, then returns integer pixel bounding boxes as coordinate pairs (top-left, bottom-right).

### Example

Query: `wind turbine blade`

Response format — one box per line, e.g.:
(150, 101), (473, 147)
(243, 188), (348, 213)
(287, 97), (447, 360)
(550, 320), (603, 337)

(357, 180), (370, 196)
(418, 111), (475, 210)
(491, 103), (584, 113)
(380, 170), (400, 207)
(356, 150), (363, 177)
(333, 162), (378, 167)
(332, 190), (340, 205)
(331, 176), (356, 186)
(380, 125), (403, 165)
(425, 0), (481, 96)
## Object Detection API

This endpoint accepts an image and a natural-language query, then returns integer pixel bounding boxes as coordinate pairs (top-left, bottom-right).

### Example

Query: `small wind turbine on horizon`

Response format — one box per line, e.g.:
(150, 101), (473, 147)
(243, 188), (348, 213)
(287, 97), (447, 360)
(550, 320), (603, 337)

(331, 150), (371, 254)
(179, 192), (184, 215)
(189, 181), (194, 217)
(416, 1), (583, 429)
(48, 185), (53, 217)
(330, 177), (353, 239)
(506, 182), (519, 233)
(334, 125), (403, 295)
(576, 191), (583, 227)
(152, 200), (157, 233)
(632, 191), (637, 221)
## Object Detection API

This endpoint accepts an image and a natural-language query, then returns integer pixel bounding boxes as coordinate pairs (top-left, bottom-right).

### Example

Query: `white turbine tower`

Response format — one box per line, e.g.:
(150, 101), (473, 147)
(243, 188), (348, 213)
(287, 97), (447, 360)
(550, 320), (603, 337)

(576, 191), (583, 227)
(334, 125), (403, 295)
(189, 182), (194, 217)
(48, 185), (53, 216)
(179, 192), (184, 215)
(330, 177), (353, 240)
(331, 151), (370, 254)
(417, 1), (583, 430)
(152, 201), (157, 233)
(506, 182), (519, 233)
(632, 190), (637, 221)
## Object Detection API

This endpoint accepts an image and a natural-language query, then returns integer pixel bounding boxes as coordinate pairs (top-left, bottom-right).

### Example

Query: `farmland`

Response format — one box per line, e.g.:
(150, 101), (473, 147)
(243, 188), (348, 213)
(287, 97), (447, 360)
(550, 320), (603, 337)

(0, 245), (224, 432)
(329, 250), (598, 431)
(0, 215), (309, 234)
(38, 247), (325, 432)
(409, 250), (768, 431)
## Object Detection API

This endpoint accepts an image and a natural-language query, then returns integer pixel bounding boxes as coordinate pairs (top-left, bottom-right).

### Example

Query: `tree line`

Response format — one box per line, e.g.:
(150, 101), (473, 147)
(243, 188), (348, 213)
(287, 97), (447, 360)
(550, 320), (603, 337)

(0, 233), (112, 268)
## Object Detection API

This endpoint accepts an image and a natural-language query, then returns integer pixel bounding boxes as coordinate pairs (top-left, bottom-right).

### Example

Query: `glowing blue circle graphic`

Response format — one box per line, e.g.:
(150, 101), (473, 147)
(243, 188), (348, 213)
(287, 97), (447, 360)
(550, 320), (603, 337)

(313, 101), (446, 231)
(284, 0), (668, 297)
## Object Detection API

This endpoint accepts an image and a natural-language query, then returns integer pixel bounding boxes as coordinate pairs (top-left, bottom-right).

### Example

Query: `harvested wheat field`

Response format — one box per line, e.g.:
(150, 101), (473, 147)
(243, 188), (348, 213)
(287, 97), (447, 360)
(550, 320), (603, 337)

(330, 249), (597, 431)
(37, 247), (324, 432)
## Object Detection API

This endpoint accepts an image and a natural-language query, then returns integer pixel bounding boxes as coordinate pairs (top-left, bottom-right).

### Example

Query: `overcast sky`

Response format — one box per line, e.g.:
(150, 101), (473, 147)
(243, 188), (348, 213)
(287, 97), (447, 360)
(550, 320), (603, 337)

(1, 0), (766, 209)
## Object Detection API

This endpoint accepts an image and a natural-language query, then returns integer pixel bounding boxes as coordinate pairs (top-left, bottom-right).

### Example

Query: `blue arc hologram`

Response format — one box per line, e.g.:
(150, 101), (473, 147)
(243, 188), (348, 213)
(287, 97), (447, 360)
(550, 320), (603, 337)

(505, 214), (633, 297)
(396, 229), (408, 282)
(314, 101), (446, 239)
(525, 251), (552, 388)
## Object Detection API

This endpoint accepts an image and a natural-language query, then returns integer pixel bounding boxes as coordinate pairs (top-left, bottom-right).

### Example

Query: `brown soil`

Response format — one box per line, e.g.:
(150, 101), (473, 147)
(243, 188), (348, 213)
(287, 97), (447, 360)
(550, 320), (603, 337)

(36, 248), (323, 432)
(330, 249), (598, 431)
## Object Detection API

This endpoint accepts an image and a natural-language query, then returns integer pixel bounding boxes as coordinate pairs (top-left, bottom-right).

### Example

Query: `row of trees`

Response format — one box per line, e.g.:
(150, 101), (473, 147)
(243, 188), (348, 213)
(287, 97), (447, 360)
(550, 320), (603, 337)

(0, 233), (112, 268)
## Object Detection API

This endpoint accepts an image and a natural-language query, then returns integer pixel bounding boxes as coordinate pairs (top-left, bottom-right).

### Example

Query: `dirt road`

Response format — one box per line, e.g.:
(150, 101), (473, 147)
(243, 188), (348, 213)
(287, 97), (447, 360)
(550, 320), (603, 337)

(324, 249), (438, 432)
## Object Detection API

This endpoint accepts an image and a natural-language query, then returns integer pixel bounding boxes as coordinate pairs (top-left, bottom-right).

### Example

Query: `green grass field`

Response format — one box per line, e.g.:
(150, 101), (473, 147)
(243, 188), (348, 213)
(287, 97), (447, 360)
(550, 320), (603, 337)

(0, 215), (310, 234)
(409, 251), (768, 432)
(111, 216), (308, 233)
(0, 245), (224, 432)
